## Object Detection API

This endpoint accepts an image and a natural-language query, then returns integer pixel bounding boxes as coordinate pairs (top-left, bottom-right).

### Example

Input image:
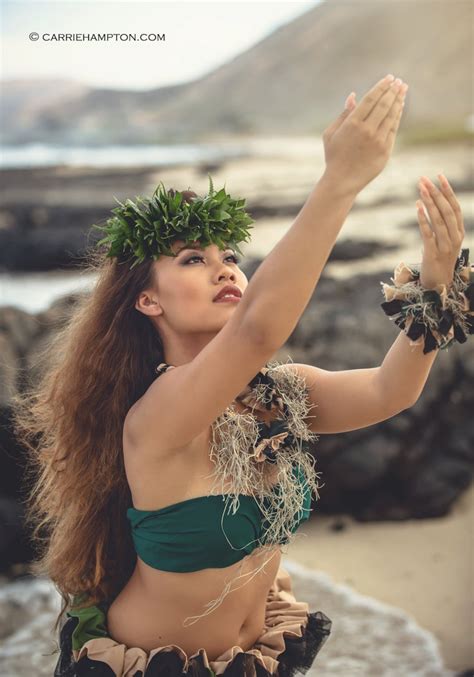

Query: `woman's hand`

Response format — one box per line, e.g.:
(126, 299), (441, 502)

(416, 174), (465, 290)
(322, 74), (408, 195)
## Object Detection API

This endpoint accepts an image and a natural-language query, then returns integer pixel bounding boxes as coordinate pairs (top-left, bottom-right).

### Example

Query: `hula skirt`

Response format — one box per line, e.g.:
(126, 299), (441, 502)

(53, 566), (332, 676)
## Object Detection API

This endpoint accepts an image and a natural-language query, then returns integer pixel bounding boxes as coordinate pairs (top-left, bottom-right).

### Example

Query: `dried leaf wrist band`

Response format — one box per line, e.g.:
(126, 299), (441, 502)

(380, 248), (474, 354)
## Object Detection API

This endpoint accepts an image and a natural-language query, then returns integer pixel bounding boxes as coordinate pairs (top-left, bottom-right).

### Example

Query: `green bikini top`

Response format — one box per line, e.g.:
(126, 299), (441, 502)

(126, 463), (311, 573)
(125, 360), (318, 573)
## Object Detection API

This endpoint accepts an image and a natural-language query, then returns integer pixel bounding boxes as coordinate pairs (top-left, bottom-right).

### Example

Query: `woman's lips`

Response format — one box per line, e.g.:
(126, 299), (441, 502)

(213, 295), (241, 303)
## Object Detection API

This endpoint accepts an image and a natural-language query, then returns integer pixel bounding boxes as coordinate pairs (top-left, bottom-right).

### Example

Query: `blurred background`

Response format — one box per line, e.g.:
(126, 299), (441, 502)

(0, 0), (472, 675)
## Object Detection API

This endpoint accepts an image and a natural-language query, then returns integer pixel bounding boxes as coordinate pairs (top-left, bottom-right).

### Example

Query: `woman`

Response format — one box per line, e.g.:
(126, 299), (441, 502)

(12, 73), (473, 676)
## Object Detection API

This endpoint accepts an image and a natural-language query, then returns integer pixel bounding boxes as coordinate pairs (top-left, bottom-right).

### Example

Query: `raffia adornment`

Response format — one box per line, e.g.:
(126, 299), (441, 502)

(178, 358), (323, 627)
(380, 247), (474, 354)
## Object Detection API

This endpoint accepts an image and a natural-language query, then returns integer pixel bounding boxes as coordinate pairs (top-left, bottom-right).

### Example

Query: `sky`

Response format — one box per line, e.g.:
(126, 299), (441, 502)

(1, 0), (323, 90)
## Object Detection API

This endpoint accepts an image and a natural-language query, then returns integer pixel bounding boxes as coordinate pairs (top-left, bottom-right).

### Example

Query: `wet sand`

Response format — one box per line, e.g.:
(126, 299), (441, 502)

(286, 482), (474, 672)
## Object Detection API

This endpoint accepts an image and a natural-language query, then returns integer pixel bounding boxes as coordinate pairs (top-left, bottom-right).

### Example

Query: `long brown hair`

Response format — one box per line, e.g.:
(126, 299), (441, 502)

(10, 188), (198, 636)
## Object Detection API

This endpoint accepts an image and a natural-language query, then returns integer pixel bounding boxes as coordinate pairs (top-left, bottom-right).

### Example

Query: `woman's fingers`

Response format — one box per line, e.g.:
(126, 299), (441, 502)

(436, 174), (465, 240)
(367, 79), (405, 130)
(418, 178), (459, 250)
(416, 200), (436, 247)
(379, 86), (406, 146)
(344, 92), (357, 110)
(351, 74), (397, 122)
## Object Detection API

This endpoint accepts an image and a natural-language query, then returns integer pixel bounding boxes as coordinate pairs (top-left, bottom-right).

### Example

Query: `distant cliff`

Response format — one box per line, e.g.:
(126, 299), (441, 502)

(1, 0), (472, 145)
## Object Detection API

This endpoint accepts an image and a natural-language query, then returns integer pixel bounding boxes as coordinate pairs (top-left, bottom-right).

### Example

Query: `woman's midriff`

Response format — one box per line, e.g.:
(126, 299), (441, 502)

(111, 401), (284, 659)
(106, 545), (282, 660)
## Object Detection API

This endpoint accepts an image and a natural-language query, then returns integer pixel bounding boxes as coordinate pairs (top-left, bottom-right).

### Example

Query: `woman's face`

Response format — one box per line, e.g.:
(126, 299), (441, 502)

(139, 239), (249, 338)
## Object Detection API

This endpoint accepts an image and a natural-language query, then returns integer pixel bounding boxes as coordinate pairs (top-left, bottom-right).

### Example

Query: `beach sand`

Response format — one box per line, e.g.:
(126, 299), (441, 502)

(285, 481), (474, 672)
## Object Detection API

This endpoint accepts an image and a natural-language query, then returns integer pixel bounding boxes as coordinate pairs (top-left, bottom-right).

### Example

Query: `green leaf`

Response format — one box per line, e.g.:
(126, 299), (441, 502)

(89, 174), (254, 266)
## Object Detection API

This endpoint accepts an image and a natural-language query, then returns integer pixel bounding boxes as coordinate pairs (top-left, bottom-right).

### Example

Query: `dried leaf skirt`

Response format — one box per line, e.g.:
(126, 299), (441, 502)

(53, 566), (331, 676)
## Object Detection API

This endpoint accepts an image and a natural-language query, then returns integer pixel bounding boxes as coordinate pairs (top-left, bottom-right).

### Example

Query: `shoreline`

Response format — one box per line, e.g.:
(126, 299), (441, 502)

(286, 482), (474, 672)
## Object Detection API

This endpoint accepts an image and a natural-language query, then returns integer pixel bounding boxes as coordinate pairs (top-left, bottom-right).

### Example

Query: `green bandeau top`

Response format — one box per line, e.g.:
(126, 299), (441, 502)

(126, 463), (311, 573)
(125, 360), (314, 573)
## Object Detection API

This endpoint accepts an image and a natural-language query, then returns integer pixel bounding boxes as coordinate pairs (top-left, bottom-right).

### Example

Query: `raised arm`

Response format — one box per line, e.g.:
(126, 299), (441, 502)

(127, 75), (409, 454)
(242, 74), (407, 349)
(275, 170), (469, 435)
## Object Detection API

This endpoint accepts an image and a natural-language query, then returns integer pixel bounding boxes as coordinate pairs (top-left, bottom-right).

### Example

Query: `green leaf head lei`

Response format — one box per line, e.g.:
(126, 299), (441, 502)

(90, 174), (255, 269)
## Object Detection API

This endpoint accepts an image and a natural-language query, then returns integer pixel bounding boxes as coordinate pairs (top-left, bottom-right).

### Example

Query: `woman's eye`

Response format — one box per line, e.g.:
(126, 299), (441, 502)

(185, 254), (241, 265)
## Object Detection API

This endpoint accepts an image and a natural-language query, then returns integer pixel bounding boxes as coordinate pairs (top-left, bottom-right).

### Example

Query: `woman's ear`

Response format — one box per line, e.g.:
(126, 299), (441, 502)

(135, 291), (162, 317)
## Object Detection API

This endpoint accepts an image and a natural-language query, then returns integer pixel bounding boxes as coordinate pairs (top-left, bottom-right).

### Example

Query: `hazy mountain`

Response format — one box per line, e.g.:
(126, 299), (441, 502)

(1, 0), (472, 145)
